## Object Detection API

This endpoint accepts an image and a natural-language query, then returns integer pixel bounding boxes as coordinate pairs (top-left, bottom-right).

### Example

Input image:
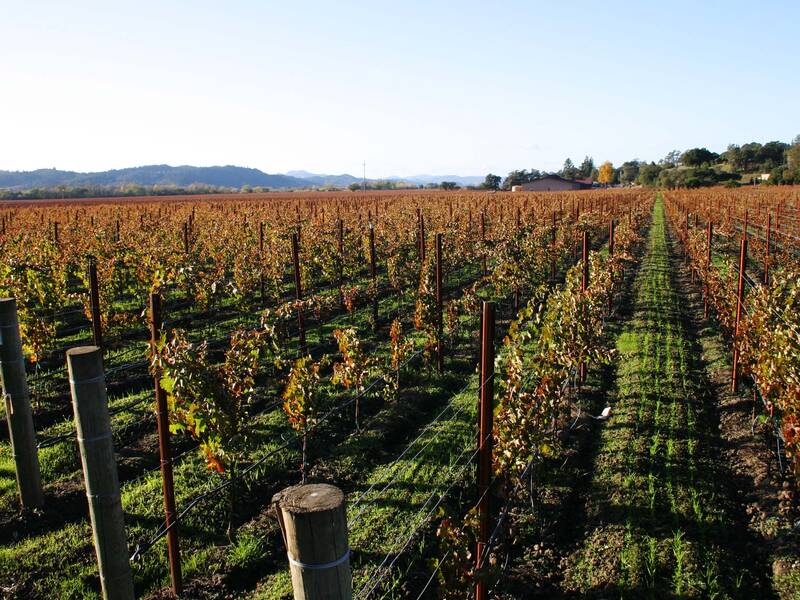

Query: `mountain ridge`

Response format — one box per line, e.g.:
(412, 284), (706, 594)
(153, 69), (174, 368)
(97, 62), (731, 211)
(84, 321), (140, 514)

(0, 164), (485, 191)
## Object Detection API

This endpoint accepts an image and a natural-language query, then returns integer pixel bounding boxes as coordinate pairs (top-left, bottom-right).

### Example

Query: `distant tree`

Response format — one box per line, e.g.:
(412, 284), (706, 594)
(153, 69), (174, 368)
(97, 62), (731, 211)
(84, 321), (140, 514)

(659, 150), (681, 167)
(739, 142), (763, 171)
(578, 156), (595, 178)
(721, 144), (742, 170)
(786, 136), (800, 181)
(561, 158), (578, 179)
(681, 148), (719, 167)
(440, 181), (459, 190)
(618, 160), (641, 184)
(501, 169), (542, 190)
(757, 141), (790, 169)
(598, 161), (615, 185)
(348, 182), (361, 191)
(637, 162), (662, 186)
(425, 183), (440, 189)
(481, 174), (501, 190)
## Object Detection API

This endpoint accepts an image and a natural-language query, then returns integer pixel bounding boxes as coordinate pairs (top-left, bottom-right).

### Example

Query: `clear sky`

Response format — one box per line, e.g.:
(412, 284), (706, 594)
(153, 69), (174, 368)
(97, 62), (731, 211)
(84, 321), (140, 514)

(1, 1), (798, 178)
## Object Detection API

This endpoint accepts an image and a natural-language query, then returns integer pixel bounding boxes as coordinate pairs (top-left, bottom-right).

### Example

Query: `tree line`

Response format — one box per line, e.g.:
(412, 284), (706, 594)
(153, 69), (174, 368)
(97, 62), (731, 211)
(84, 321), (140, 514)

(479, 135), (800, 190)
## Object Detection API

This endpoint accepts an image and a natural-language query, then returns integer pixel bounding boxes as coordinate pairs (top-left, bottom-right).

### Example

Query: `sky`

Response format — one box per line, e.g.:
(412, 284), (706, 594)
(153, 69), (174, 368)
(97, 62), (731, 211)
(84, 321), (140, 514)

(1, 1), (798, 178)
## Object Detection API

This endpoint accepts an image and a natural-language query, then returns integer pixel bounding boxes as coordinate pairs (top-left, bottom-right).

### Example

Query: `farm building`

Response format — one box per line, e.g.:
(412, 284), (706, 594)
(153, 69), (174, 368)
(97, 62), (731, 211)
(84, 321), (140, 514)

(515, 175), (593, 191)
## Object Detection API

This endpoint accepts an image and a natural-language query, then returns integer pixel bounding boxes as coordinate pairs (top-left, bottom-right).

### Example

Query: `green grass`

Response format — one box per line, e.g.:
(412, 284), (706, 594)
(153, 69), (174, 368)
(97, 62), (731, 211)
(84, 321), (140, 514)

(0, 258), (502, 598)
(562, 196), (763, 599)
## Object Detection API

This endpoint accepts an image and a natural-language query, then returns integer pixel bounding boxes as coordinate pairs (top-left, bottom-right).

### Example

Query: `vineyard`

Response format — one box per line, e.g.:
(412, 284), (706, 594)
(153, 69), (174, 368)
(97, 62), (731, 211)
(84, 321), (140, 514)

(0, 188), (798, 599)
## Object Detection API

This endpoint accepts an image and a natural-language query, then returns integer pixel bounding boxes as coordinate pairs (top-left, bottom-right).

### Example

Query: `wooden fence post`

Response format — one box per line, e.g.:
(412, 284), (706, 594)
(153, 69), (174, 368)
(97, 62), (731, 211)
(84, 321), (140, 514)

(273, 483), (352, 600)
(67, 346), (135, 600)
(88, 256), (103, 351)
(291, 232), (308, 356)
(732, 238), (747, 393)
(0, 298), (43, 509)
(149, 293), (182, 595)
(435, 233), (444, 373)
(475, 301), (495, 600)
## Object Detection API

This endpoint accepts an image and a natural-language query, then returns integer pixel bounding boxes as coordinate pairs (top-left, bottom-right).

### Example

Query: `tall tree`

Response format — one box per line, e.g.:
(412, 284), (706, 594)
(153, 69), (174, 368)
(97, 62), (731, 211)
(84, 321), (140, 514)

(659, 150), (681, 167)
(598, 161), (615, 185)
(787, 136), (800, 175)
(578, 156), (594, 178)
(681, 148), (718, 167)
(481, 174), (501, 190)
(561, 158), (578, 179)
(637, 162), (662, 186)
(619, 160), (641, 184)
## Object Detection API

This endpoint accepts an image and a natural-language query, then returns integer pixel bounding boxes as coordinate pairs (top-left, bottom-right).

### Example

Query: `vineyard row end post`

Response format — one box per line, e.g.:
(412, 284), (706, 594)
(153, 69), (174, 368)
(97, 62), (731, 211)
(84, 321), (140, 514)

(0, 298), (44, 509)
(67, 346), (135, 600)
(273, 483), (352, 599)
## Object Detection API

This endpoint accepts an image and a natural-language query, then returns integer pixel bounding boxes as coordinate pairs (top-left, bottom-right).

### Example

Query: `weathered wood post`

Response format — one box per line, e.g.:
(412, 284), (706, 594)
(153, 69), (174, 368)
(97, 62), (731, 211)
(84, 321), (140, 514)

(475, 301), (495, 600)
(0, 298), (44, 509)
(273, 483), (352, 600)
(435, 233), (444, 373)
(149, 293), (182, 595)
(67, 346), (135, 600)
(732, 238), (747, 393)
(87, 256), (103, 351)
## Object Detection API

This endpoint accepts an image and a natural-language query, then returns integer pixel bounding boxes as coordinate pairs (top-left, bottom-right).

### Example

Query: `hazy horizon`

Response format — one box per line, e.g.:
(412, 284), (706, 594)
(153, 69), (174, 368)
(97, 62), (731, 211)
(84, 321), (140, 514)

(2, 1), (798, 178)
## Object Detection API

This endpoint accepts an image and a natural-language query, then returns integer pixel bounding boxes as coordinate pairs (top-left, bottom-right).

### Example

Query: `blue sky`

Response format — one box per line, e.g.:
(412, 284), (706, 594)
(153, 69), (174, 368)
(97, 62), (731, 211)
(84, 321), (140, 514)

(1, 1), (798, 177)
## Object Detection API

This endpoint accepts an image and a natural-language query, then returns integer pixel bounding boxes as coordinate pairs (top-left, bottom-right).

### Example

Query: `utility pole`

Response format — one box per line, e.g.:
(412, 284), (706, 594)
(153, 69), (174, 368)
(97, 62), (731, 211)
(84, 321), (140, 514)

(362, 161), (366, 194)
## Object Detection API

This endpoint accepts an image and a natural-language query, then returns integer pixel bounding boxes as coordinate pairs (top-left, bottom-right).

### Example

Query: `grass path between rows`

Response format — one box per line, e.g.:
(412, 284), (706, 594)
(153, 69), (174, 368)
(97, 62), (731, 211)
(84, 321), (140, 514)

(561, 196), (773, 599)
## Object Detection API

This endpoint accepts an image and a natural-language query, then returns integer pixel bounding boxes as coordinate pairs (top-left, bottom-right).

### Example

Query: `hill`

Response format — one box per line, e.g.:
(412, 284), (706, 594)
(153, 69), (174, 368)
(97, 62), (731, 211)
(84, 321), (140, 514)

(0, 165), (309, 190)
